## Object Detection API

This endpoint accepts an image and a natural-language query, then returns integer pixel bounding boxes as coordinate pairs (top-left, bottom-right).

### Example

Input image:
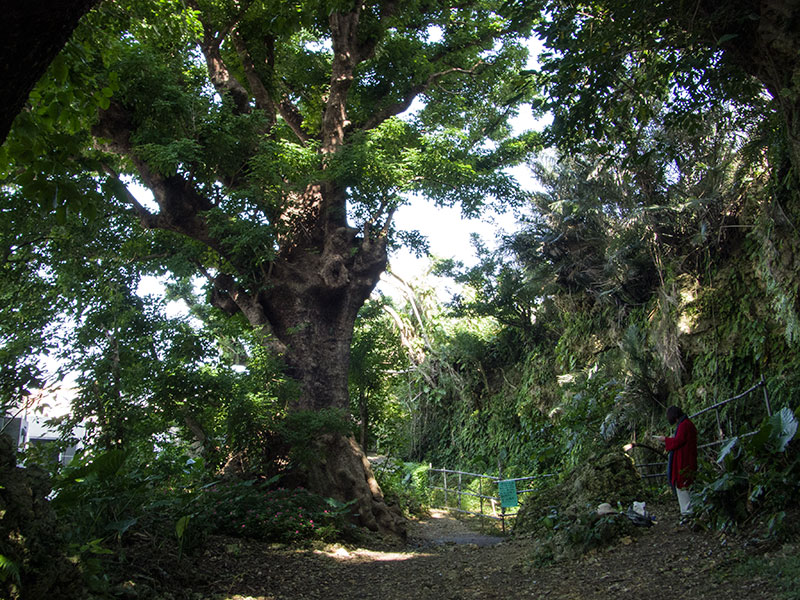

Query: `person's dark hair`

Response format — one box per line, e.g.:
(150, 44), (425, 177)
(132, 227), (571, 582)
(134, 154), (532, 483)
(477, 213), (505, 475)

(666, 405), (685, 425)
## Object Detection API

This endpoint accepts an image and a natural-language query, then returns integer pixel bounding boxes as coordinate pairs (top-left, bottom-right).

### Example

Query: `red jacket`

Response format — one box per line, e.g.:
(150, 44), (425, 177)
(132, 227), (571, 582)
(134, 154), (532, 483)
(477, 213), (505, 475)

(665, 417), (697, 488)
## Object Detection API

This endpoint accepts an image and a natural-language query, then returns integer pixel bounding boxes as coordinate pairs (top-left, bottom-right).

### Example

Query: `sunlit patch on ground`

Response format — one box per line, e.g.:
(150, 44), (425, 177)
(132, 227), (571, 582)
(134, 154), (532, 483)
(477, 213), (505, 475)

(318, 546), (428, 562)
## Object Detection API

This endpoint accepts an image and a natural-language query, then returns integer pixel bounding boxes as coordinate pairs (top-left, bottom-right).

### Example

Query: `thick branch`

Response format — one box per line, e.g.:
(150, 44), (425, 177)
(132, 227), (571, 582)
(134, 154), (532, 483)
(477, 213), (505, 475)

(102, 165), (159, 228)
(323, 10), (362, 153)
(94, 103), (220, 251)
(277, 98), (310, 145)
(232, 33), (277, 125)
(190, 4), (252, 114)
(353, 1), (399, 64)
(200, 267), (286, 354)
(355, 4), (506, 132)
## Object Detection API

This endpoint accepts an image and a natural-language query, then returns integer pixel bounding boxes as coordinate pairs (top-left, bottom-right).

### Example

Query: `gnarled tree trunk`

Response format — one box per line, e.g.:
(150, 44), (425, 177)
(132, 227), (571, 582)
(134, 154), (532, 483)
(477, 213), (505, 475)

(220, 185), (405, 535)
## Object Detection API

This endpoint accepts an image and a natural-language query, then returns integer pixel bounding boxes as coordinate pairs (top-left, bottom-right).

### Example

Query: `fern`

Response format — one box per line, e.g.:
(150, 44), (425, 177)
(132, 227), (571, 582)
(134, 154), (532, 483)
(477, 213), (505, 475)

(0, 554), (21, 586)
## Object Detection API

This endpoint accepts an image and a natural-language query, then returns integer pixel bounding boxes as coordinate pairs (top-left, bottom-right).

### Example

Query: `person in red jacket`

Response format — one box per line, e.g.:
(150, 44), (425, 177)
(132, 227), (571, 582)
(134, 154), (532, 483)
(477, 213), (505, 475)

(654, 405), (698, 517)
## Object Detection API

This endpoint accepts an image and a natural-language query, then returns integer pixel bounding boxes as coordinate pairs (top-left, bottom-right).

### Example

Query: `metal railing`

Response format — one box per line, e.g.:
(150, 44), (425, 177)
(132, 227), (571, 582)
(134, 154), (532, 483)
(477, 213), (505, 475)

(633, 376), (772, 479)
(428, 467), (556, 531)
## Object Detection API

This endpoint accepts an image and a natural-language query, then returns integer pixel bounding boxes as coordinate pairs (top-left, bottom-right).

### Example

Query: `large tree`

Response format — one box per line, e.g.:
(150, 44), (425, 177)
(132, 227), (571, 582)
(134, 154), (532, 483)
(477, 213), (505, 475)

(2, 0), (534, 533)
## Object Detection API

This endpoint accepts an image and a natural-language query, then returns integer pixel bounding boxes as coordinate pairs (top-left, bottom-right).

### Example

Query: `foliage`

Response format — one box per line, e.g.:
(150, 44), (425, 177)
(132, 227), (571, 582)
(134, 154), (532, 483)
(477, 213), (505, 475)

(51, 447), (201, 549)
(349, 299), (410, 453)
(531, 0), (768, 162)
(527, 508), (638, 565)
(371, 459), (431, 517)
(48, 444), (358, 591)
(0, 434), (82, 600)
(511, 451), (644, 564)
(693, 407), (800, 538)
(0, 554), (21, 595)
(188, 479), (354, 545)
(399, 50), (800, 500)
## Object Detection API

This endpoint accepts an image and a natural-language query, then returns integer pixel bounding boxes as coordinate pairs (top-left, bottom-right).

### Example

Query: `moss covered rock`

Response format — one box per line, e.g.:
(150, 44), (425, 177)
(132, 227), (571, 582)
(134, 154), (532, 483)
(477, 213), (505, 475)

(513, 450), (645, 562)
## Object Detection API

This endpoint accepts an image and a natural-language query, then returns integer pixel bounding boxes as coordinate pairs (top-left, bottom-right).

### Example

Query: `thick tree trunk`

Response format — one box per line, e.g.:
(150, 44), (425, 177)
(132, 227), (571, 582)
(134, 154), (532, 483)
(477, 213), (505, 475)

(307, 433), (405, 535)
(359, 388), (368, 453)
(226, 187), (406, 536)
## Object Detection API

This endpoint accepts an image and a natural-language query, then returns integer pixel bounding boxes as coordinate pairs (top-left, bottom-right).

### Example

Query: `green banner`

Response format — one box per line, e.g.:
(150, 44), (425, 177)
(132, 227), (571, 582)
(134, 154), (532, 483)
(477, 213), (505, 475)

(497, 479), (518, 508)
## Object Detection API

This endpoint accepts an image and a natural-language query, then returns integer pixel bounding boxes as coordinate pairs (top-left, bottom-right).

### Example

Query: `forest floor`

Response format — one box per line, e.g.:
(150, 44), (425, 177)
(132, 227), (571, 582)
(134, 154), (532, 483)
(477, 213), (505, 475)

(118, 497), (797, 600)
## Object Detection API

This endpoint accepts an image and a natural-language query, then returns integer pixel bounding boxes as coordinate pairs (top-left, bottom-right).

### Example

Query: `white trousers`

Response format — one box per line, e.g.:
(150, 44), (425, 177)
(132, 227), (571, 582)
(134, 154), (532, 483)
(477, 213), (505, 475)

(676, 487), (692, 515)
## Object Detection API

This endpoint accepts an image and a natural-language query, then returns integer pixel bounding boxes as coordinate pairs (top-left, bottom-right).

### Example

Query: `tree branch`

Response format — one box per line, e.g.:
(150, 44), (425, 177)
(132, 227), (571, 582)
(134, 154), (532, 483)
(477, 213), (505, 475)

(94, 103), (221, 254)
(362, 63), (483, 130)
(187, 0), (252, 114)
(277, 98), (310, 145)
(232, 33), (277, 125)
(323, 9), (362, 153)
(196, 265), (286, 353)
(101, 165), (159, 228)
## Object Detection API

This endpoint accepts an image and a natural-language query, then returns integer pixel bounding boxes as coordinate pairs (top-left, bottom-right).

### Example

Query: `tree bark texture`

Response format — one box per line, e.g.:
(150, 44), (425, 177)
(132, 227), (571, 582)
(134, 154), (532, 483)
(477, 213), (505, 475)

(307, 433), (405, 536)
(0, 0), (98, 144)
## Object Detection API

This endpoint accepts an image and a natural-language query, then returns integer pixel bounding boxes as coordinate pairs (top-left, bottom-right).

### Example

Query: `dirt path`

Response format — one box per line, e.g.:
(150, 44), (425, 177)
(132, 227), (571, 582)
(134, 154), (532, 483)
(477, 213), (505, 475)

(131, 503), (782, 600)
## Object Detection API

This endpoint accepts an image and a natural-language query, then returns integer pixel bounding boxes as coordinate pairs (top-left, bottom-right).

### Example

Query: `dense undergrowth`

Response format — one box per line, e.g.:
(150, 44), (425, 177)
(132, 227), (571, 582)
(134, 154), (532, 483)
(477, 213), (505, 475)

(1, 444), (358, 599)
(381, 122), (800, 548)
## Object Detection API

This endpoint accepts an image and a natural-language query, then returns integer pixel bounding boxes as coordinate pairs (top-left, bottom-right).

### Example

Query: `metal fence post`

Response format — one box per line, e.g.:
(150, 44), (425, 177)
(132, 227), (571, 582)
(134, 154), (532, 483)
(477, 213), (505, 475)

(761, 374), (772, 416)
(498, 463), (505, 533)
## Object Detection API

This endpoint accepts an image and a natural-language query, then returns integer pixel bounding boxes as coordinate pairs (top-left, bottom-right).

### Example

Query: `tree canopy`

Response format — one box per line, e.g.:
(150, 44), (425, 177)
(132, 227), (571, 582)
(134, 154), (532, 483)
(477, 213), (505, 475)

(1, 0), (538, 533)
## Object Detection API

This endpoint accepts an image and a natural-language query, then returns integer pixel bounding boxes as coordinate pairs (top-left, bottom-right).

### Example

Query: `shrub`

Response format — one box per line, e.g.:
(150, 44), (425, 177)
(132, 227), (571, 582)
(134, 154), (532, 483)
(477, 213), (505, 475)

(186, 478), (354, 544)
(0, 436), (82, 600)
(50, 445), (355, 594)
(528, 507), (638, 565)
(693, 406), (799, 538)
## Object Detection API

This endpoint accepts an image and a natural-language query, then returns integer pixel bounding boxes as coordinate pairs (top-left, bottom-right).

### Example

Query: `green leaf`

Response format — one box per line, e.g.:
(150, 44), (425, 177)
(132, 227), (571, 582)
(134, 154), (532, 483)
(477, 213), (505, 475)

(176, 515), (191, 540)
(716, 436), (739, 464)
(83, 448), (128, 480)
(769, 407), (798, 453)
(81, 538), (114, 555)
(52, 55), (69, 85)
(747, 421), (773, 454)
(716, 33), (738, 45)
(107, 517), (138, 536)
(0, 554), (21, 585)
